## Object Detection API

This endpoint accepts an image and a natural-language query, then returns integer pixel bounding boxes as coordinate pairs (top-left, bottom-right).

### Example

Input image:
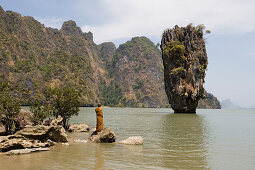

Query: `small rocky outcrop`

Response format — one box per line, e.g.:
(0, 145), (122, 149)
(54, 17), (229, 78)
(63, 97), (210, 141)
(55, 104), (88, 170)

(0, 134), (52, 152)
(88, 127), (116, 143)
(117, 136), (143, 145)
(161, 24), (209, 113)
(0, 125), (68, 152)
(68, 123), (89, 132)
(16, 125), (68, 143)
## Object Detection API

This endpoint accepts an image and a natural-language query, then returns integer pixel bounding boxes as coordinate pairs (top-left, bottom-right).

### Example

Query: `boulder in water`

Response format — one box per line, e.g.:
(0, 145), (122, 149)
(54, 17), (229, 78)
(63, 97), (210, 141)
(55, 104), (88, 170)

(47, 126), (68, 143)
(68, 123), (89, 132)
(118, 136), (143, 145)
(161, 24), (208, 113)
(88, 127), (116, 143)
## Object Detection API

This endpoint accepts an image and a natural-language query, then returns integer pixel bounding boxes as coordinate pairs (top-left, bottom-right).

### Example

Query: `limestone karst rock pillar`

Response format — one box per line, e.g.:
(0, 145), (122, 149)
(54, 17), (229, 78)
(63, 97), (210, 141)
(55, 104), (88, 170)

(160, 24), (208, 113)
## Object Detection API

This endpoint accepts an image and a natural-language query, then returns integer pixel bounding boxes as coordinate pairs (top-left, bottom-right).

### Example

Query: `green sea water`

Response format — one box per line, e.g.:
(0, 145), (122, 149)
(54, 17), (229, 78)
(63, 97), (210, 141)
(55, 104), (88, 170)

(0, 108), (255, 169)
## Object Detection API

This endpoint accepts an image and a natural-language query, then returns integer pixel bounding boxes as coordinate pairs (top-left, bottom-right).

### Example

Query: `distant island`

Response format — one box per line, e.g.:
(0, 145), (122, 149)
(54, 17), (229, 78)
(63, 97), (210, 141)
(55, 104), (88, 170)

(0, 5), (220, 109)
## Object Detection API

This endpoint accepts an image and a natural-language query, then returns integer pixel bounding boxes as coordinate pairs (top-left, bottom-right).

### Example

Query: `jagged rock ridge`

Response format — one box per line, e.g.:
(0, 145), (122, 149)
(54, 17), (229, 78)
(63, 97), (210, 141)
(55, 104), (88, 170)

(0, 6), (220, 108)
(161, 25), (208, 113)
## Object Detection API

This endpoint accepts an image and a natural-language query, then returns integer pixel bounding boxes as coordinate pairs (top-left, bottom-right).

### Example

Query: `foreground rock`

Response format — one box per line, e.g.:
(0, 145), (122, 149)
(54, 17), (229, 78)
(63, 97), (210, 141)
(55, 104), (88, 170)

(87, 127), (116, 143)
(5, 147), (49, 155)
(16, 125), (68, 143)
(68, 123), (89, 132)
(0, 135), (52, 152)
(161, 24), (208, 113)
(0, 125), (68, 152)
(117, 136), (143, 145)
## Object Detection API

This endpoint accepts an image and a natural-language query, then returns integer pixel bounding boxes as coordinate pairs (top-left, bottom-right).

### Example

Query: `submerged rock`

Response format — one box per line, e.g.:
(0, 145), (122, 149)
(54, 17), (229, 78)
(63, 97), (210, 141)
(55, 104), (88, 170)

(68, 123), (89, 132)
(118, 136), (143, 145)
(161, 24), (208, 113)
(73, 139), (87, 143)
(88, 127), (116, 143)
(5, 147), (49, 155)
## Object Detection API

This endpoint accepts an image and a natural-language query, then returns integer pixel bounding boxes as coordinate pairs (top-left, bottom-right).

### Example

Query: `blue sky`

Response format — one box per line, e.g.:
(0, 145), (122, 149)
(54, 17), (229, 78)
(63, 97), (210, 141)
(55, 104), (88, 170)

(1, 0), (255, 107)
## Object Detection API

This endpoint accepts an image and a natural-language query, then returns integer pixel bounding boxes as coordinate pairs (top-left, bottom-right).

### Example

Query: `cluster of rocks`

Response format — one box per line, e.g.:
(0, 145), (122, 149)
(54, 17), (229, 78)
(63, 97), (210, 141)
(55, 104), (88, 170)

(1, 110), (143, 155)
(0, 125), (68, 154)
(0, 114), (68, 155)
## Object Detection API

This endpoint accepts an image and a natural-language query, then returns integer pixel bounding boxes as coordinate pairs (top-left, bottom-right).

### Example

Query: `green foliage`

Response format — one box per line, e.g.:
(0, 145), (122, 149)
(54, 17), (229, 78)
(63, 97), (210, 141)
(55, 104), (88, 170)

(170, 67), (185, 75)
(133, 78), (144, 90)
(0, 82), (21, 135)
(99, 81), (124, 106)
(163, 41), (186, 59)
(200, 64), (206, 72)
(30, 93), (52, 125)
(15, 60), (36, 73)
(46, 87), (81, 130)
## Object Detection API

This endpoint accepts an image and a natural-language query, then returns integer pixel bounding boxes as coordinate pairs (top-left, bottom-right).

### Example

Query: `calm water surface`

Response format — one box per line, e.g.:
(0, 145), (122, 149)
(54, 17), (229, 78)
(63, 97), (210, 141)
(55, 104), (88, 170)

(0, 108), (255, 169)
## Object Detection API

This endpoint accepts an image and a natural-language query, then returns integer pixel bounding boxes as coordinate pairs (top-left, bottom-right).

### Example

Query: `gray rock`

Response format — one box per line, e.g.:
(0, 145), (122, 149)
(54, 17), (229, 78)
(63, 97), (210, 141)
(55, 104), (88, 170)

(68, 123), (89, 132)
(117, 136), (143, 145)
(87, 127), (116, 143)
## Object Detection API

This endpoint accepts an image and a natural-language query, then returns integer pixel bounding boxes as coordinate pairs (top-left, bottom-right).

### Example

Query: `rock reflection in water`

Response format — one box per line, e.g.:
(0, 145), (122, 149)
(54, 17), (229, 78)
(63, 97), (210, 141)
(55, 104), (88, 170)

(160, 113), (209, 169)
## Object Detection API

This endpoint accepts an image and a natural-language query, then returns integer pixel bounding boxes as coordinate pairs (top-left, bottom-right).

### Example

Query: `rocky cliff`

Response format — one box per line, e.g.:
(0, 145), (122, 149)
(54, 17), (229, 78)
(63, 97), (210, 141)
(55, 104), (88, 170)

(161, 24), (208, 113)
(108, 37), (168, 107)
(0, 7), (106, 105)
(0, 6), (220, 108)
(197, 91), (221, 109)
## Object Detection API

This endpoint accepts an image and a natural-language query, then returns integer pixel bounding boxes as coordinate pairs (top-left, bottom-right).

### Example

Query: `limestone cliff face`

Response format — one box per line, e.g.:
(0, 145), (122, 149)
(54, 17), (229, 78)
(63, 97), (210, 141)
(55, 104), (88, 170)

(197, 91), (221, 109)
(0, 7), (106, 105)
(105, 37), (168, 107)
(161, 25), (208, 113)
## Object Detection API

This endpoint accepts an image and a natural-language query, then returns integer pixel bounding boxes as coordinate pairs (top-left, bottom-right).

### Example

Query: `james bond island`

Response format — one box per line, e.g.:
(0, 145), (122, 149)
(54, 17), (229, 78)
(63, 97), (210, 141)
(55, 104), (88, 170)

(161, 24), (209, 113)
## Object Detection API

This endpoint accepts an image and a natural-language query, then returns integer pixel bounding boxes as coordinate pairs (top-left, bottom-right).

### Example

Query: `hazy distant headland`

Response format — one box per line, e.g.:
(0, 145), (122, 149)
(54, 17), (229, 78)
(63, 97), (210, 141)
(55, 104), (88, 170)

(0, 5), (220, 109)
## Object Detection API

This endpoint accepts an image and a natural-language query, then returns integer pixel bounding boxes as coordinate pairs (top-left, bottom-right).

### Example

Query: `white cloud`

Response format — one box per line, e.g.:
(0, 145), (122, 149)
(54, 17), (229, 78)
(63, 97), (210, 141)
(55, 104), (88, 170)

(35, 16), (64, 29)
(79, 0), (255, 44)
